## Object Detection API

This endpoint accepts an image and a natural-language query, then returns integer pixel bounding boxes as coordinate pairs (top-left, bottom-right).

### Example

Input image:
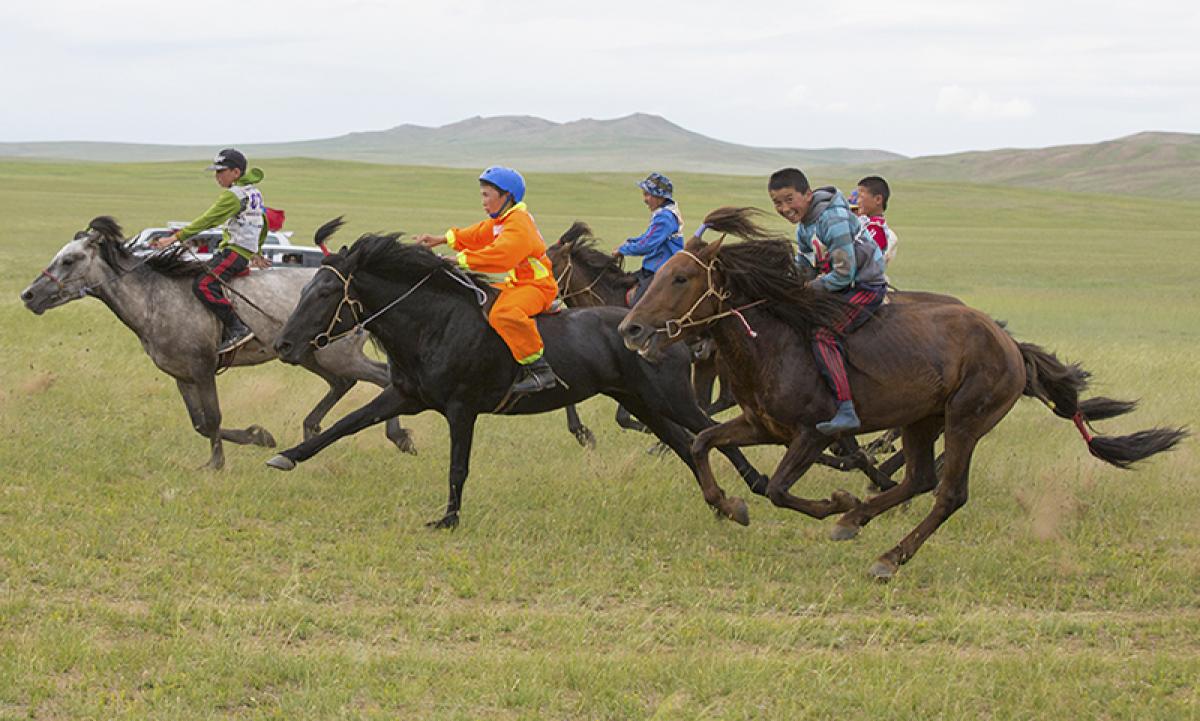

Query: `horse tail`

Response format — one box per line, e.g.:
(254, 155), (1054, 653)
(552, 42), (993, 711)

(557, 220), (593, 246)
(314, 216), (346, 255)
(1019, 342), (1188, 468)
(1077, 396), (1138, 420)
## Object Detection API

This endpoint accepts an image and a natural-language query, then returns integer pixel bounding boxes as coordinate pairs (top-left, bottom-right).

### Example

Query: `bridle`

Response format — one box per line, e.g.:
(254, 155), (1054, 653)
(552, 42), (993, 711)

(38, 236), (152, 302)
(309, 263), (486, 349)
(553, 248), (612, 306)
(658, 249), (764, 339)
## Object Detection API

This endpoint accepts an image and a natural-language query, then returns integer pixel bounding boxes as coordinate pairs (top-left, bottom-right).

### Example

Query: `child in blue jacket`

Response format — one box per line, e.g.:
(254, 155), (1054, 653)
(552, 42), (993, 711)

(613, 173), (685, 304)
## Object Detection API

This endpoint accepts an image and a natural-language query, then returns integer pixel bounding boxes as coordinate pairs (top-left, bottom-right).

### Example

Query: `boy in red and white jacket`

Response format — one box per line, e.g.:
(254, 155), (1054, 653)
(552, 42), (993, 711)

(853, 176), (898, 265)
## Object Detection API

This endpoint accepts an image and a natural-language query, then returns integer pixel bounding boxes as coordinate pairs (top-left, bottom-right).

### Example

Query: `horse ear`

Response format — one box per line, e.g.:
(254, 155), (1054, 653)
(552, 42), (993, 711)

(696, 234), (723, 262)
(684, 235), (707, 253)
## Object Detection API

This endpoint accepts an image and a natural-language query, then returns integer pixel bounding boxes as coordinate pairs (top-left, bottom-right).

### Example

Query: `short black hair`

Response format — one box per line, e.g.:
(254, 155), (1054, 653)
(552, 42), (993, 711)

(768, 168), (810, 194)
(856, 175), (890, 211)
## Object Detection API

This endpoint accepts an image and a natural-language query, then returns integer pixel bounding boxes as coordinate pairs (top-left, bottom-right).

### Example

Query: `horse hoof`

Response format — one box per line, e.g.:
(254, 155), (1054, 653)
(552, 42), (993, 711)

(393, 433), (418, 456)
(726, 497), (750, 526)
(265, 454), (296, 471)
(831, 489), (862, 512)
(829, 522), (860, 541)
(575, 427), (597, 450)
(868, 558), (898, 582)
(426, 514), (459, 530)
(249, 425), (277, 448)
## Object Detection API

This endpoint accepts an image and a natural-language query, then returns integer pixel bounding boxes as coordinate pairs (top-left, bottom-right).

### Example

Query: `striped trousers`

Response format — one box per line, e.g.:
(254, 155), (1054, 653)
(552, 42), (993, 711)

(192, 248), (249, 327)
(812, 284), (887, 403)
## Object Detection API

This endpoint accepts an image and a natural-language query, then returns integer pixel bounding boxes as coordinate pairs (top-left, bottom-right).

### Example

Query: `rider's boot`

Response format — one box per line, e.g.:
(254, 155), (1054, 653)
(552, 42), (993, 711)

(510, 357), (557, 394)
(816, 399), (861, 435)
(218, 317), (255, 354)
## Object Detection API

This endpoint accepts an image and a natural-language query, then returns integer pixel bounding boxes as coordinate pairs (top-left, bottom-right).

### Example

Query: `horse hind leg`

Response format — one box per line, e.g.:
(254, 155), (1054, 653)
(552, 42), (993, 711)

(867, 371), (1018, 581)
(868, 432), (977, 581)
(830, 416), (942, 542)
(564, 404), (596, 450)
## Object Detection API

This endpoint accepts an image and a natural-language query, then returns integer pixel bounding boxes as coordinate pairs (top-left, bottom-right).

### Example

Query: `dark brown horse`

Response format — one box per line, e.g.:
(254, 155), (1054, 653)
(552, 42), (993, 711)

(548, 220), (917, 491)
(547, 222), (737, 416)
(619, 207), (1187, 580)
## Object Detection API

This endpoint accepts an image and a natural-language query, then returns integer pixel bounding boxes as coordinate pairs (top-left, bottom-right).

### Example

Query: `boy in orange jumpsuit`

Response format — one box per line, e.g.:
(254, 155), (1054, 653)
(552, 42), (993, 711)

(414, 166), (559, 394)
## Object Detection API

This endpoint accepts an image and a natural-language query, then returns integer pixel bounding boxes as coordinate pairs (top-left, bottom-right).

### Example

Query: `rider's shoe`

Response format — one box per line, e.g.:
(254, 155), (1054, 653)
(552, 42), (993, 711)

(816, 400), (861, 435)
(218, 319), (255, 354)
(510, 357), (557, 394)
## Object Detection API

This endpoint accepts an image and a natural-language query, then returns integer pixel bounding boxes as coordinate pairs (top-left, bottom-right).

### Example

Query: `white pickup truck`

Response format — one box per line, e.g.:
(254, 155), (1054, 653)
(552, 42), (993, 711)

(128, 223), (326, 268)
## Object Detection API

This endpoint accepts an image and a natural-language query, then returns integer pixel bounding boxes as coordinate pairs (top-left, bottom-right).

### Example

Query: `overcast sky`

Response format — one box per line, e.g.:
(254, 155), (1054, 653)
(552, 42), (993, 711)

(3, 0), (1197, 157)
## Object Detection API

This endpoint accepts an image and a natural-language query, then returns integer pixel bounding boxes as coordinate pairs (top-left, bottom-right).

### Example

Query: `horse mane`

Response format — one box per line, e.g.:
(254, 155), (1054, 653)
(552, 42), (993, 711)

(337, 232), (492, 298)
(87, 215), (209, 278)
(555, 221), (637, 286)
(699, 207), (848, 336)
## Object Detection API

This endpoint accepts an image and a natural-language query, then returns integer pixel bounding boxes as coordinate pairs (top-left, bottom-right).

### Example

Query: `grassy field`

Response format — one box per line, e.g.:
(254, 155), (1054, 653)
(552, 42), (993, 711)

(1, 159), (1198, 719)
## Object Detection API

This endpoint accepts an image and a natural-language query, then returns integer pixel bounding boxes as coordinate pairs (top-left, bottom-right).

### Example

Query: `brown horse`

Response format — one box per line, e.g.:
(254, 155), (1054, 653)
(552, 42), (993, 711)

(548, 220), (942, 491)
(546, 221), (736, 415)
(618, 207), (1187, 580)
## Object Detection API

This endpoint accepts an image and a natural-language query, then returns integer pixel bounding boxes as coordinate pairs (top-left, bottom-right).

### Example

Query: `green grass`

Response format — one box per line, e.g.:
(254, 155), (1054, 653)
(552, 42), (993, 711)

(1, 159), (1198, 719)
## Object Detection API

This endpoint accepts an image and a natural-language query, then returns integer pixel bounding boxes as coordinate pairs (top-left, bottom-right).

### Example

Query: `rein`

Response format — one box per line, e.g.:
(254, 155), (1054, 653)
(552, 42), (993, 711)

(657, 249), (765, 339)
(310, 264), (486, 349)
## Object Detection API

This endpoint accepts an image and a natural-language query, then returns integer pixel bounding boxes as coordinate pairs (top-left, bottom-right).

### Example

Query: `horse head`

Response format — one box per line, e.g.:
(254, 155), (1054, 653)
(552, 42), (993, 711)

(619, 230), (724, 362)
(20, 216), (125, 314)
(276, 238), (357, 364)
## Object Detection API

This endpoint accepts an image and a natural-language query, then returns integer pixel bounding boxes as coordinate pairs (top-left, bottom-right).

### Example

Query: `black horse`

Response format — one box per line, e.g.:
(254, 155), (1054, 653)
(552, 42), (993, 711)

(270, 227), (770, 529)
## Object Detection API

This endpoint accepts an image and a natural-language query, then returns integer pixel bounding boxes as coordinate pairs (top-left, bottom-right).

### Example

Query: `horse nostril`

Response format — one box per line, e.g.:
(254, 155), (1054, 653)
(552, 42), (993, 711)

(624, 323), (644, 340)
(20, 290), (33, 302)
(275, 339), (292, 355)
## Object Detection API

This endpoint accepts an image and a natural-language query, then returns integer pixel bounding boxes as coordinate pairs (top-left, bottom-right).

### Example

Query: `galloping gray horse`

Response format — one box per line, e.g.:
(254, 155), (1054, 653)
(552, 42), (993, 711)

(20, 216), (414, 469)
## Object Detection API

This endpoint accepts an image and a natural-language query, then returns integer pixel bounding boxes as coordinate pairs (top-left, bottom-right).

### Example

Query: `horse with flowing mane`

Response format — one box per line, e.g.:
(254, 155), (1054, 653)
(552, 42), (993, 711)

(548, 220), (919, 490)
(619, 207), (1186, 580)
(20, 216), (415, 469)
(269, 224), (770, 528)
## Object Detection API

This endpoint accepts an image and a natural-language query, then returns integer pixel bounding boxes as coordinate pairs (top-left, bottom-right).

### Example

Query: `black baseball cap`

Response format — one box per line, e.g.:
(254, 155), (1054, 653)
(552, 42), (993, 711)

(205, 148), (247, 172)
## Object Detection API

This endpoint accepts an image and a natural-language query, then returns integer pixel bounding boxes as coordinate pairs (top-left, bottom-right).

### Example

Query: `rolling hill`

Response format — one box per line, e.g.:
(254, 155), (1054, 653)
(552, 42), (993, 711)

(0, 113), (902, 175)
(820, 131), (1200, 198)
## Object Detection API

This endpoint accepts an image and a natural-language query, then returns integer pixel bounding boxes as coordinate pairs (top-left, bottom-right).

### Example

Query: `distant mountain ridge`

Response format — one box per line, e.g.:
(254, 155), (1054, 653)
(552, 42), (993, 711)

(3, 116), (1195, 197)
(0, 113), (903, 174)
(822, 131), (1200, 198)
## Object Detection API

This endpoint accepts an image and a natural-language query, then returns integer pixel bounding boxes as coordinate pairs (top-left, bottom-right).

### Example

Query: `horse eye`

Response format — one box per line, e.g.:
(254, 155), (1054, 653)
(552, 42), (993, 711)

(673, 274), (688, 285)
(61, 257), (75, 267)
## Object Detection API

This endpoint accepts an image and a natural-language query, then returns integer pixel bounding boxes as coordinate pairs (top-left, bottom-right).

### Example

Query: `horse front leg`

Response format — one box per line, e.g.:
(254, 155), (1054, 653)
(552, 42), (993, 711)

(689, 413), (775, 525)
(428, 406), (478, 529)
(176, 377), (225, 470)
(267, 386), (426, 470)
(764, 430), (863, 520)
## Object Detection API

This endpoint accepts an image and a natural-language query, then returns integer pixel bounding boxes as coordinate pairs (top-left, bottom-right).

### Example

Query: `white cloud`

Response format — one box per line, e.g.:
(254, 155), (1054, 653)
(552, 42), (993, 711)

(1, 0), (1198, 155)
(935, 86), (1036, 121)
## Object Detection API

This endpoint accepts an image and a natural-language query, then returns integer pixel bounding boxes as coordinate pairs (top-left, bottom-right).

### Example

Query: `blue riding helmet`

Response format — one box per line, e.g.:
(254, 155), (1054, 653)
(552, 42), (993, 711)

(479, 166), (526, 213)
(637, 172), (674, 201)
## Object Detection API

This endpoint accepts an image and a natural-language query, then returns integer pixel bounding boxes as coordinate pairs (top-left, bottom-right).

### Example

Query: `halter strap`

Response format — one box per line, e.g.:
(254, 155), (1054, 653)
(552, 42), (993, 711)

(656, 249), (765, 339)
(554, 252), (609, 305)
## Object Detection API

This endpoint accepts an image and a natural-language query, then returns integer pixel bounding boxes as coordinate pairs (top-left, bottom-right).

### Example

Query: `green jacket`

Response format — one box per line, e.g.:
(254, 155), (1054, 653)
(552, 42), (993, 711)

(177, 168), (267, 258)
